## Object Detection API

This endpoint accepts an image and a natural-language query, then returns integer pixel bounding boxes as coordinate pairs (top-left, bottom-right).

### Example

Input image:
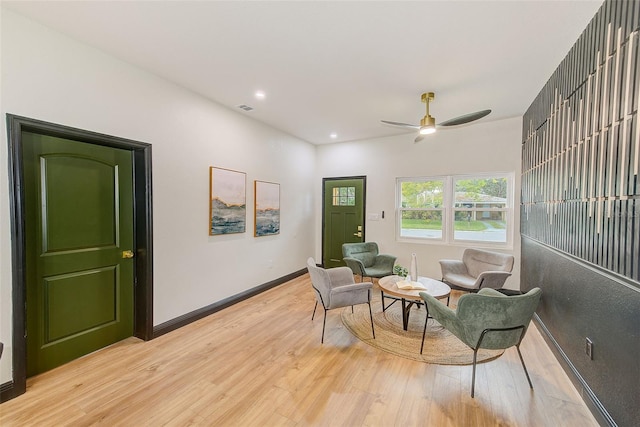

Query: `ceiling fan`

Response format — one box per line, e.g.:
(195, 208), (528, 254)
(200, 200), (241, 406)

(381, 92), (491, 143)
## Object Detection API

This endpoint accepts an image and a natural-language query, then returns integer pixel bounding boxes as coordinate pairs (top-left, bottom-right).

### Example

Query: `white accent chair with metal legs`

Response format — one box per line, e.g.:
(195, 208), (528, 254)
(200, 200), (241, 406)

(439, 248), (514, 292)
(306, 257), (375, 343)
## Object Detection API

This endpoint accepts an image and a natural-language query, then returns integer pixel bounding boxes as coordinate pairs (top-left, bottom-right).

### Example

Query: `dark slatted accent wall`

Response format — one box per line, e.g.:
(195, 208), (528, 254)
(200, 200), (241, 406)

(521, 2), (640, 426)
(522, 0), (640, 282)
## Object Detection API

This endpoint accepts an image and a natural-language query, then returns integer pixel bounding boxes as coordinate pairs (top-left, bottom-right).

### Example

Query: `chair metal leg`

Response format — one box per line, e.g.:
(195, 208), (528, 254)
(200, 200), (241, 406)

(351, 306), (354, 313)
(368, 302), (375, 339)
(471, 325), (527, 398)
(420, 305), (431, 354)
(516, 344), (534, 389)
(420, 314), (428, 354)
(312, 301), (318, 320)
(321, 308), (327, 344)
(471, 347), (479, 398)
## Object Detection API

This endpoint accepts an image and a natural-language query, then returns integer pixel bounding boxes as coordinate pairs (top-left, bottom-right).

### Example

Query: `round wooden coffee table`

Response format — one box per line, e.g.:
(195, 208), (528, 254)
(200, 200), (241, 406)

(378, 275), (451, 331)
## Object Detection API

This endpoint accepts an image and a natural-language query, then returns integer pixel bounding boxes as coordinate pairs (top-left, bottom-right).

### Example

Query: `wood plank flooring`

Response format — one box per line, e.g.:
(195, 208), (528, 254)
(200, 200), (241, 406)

(0, 274), (599, 426)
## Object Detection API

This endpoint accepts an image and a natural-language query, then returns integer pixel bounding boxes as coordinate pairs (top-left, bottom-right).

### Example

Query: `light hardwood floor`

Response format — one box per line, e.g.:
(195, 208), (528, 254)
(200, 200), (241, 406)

(1, 274), (599, 426)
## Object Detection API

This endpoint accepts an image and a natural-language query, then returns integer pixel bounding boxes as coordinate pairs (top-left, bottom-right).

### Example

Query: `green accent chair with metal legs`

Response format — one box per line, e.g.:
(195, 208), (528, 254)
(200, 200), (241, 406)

(342, 242), (396, 282)
(307, 257), (375, 343)
(419, 287), (542, 397)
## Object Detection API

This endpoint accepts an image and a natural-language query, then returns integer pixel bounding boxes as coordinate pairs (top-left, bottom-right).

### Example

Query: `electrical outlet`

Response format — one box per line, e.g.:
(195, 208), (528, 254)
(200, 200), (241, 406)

(585, 338), (593, 360)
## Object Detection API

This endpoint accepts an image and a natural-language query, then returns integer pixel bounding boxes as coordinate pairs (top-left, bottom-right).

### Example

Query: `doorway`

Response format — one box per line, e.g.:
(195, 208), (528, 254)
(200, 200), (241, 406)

(322, 176), (366, 268)
(2, 115), (153, 401)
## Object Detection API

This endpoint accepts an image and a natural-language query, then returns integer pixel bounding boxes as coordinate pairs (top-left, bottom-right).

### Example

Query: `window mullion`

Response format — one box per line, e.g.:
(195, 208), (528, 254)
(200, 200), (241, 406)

(445, 176), (453, 244)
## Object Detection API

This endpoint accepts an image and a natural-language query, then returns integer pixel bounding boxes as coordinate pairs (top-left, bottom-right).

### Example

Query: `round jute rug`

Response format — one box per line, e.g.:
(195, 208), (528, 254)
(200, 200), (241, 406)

(341, 295), (504, 365)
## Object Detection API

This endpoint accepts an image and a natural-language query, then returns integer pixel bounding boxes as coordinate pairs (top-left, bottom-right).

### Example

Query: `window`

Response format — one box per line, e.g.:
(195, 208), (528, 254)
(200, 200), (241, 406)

(398, 178), (445, 240)
(332, 186), (356, 206)
(397, 173), (513, 246)
(452, 176), (509, 243)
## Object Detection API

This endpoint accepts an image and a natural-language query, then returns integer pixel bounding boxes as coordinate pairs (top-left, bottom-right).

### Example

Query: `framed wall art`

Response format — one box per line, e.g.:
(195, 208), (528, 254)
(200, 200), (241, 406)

(209, 167), (246, 235)
(254, 180), (280, 237)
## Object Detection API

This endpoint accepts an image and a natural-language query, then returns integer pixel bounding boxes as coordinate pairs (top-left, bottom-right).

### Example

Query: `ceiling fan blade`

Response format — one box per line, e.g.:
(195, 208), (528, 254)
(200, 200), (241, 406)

(414, 134), (425, 143)
(438, 109), (492, 127)
(381, 120), (420, 129)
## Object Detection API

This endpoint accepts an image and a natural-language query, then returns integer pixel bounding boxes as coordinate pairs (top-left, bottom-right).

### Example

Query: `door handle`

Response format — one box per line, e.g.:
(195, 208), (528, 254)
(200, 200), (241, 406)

(353, 232), (362, 237)
(122, 250), (135, 259)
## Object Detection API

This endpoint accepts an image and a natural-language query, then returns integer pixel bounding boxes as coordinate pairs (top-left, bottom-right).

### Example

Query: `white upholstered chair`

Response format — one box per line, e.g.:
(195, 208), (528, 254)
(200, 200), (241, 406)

(307, 257), (375, 343)
(440, 248), (514, 292)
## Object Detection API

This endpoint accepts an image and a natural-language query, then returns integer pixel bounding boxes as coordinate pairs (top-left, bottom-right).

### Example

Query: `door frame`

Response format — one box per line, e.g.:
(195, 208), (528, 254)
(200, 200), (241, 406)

(2, 114), (154, 401)
(321, 176), (366, 267)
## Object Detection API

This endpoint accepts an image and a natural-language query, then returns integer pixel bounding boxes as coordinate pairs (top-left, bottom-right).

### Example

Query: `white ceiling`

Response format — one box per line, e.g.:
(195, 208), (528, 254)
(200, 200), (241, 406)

(3, 1), (603, 145)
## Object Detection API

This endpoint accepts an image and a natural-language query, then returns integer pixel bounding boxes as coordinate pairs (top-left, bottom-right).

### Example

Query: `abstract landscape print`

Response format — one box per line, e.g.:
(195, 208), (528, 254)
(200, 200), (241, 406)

(254, 180), (280, 237)
(209, 167), (246, 235)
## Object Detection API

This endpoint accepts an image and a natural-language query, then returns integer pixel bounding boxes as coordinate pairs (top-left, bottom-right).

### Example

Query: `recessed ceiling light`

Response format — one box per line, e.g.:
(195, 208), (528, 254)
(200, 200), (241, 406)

(330, 133), (338, 139)
(255, 91), (266, 100)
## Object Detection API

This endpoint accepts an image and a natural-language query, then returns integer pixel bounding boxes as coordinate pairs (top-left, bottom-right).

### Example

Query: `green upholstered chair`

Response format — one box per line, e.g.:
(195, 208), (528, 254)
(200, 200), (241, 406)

(419, 287), (542, 397)
(439, 248), (514, 292)
(342, 242), (396, 282)
(307, 257), (375, 343)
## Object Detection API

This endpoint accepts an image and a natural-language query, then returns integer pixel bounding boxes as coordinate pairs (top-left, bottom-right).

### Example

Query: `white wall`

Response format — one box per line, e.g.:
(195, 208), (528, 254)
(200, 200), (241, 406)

(315, 116), (523, 288)
(0, 10), (316, 384)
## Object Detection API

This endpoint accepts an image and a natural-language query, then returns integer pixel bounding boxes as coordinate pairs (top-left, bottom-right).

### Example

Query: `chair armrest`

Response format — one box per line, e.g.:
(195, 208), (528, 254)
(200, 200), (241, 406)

(477, 287), (506, 297)
(327, 266), (356, 287)
(419, 292), (467, 344)
(439, 259), (468, 276)
(343, 257), (365, 276)
(377, 254), (397, 264)
(332, 281), (373, 295)
(476, 271), (512, 290)
(374, 254), (397, 270)
(328, 281), (373, 309)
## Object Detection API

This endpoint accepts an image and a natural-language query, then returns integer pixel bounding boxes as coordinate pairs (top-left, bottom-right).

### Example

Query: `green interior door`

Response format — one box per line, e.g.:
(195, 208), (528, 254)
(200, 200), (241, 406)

(322, 178), (365, 268)
(23, 132), (135, 376)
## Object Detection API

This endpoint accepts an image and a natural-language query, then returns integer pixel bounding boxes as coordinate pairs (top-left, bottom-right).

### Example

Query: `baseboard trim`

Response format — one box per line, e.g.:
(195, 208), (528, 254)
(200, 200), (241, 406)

(153, 268), (307, 338)
(0, 380), (17, 402)
(533, 314), (617, 427)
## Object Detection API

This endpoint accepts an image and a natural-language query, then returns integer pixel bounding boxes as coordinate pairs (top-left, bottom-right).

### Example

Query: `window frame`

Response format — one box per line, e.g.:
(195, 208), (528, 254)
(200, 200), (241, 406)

(396, 176), (447, 241)
(396, 172), (514, 248)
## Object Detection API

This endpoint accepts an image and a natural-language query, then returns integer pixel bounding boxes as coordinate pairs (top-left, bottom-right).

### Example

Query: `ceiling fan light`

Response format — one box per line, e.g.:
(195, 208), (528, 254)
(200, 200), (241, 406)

(419, 126), (436, 135)
(419, 114), (436, 134)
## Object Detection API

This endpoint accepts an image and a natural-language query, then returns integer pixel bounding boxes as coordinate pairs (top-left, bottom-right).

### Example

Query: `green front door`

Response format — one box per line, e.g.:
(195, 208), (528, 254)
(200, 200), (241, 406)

(322, 177), (365, 268)
(23, 132), (135, 376)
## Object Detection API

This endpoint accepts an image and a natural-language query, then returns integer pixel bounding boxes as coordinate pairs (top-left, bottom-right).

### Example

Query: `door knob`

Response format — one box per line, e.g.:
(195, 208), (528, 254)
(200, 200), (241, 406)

(122, 250), (134, 259)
